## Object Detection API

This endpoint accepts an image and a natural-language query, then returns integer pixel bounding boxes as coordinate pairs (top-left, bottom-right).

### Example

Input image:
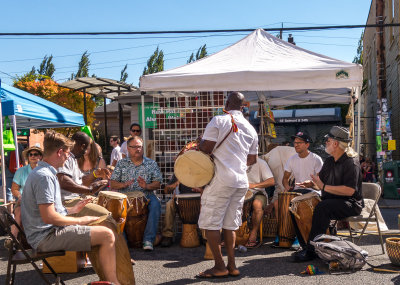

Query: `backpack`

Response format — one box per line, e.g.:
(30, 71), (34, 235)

(310, 234), (369, 271)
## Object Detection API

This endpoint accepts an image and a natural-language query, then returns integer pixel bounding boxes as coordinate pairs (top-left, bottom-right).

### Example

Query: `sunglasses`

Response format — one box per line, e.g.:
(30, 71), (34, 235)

(130, 129), (141, 133)
(128, 145), (142, 149)
(29, 152), (41, 157)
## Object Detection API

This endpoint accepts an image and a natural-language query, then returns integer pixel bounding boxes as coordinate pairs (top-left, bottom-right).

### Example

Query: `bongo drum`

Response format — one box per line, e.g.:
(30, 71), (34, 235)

(175, 193), (201, 248)
(80, 203), (135, 285)
(97, 191), (128, 233)
(174, 141), (214, 188)
(278, 192), (301, 248)
(289, 192), (321, 243)
(125, 191), (149, 248)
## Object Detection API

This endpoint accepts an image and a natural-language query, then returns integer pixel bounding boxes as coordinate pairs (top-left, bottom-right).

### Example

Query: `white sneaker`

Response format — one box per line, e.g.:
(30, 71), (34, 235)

(143, 241), (153, 251)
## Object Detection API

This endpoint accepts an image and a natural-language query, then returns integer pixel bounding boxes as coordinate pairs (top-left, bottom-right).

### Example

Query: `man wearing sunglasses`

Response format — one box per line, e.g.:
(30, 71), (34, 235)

(120, 123), (142, 158)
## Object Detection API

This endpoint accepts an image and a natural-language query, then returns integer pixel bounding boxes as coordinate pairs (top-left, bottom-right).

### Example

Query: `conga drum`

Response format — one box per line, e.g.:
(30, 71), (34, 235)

(175, 193), (201, 248)
(97, 191), (128, 233)
(278, 192), (301, 248)
(174, 141), (215, 188)
(80, 203), (135, 285)
(236, 190), (255, 246)
(289, 192), (321, 243)
(125, 191), (149, 248)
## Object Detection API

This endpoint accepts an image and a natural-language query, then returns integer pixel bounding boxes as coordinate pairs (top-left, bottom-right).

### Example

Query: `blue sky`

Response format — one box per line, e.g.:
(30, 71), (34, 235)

(0, 1), (371, 87)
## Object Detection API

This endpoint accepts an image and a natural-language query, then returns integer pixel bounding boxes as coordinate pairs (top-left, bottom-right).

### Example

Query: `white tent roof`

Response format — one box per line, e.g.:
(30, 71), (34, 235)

(140, 29), (362, 105)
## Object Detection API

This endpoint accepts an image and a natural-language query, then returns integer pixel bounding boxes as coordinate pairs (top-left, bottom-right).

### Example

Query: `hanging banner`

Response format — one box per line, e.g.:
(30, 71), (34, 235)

(388, 140), (396, 151)
(138, 103), (181, 129)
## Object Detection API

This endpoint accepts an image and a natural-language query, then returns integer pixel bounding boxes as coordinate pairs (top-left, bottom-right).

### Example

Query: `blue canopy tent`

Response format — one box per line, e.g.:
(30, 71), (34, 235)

(0, 80), (85, 203)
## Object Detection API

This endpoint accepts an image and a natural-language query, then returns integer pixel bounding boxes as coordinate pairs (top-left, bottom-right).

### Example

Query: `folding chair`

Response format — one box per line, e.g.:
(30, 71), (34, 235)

(344, 182), (385, 254)
(0, 207), (66, 285)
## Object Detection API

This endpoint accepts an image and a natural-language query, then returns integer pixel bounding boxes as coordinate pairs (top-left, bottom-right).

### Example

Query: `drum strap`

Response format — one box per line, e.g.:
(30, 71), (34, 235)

(212, 110), (238, 153)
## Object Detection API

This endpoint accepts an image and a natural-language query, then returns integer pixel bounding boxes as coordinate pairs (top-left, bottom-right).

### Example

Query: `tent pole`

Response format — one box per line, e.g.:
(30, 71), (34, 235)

(0, 99), (6, 204)
(103, 97), (108, 153)
(357, 88), (361, 154)
(83, 88), (87, 125)
(141, 92), (146, 156)
(11, 115), (20, 169)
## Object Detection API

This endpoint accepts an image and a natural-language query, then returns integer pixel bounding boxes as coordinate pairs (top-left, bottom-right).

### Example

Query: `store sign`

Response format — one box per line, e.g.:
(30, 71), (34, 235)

(138, 103), (181, 128)
(385, 170), (394, 183)
(17, 129), (29, 136)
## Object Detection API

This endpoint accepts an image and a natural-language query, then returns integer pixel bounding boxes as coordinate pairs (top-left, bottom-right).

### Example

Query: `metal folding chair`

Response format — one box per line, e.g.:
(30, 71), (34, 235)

(0, 207), (66, 285)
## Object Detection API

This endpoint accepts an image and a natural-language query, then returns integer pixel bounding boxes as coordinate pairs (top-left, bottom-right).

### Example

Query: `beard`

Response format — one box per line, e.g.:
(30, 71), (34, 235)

(325, 145), (333, 155)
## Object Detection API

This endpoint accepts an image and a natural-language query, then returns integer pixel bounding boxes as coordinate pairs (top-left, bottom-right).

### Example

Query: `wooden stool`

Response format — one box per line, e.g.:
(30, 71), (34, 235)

(42, 251), (86, 273)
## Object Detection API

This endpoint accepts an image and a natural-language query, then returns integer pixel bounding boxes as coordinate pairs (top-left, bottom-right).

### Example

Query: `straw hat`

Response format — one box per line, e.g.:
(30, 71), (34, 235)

(22, 143), (43, 159)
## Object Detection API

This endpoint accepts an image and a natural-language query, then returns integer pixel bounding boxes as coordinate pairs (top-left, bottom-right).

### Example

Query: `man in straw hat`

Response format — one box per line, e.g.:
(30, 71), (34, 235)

(197, 91), (258, 278)
(293, 126), (363, 262)
(21, 131), (121, 285)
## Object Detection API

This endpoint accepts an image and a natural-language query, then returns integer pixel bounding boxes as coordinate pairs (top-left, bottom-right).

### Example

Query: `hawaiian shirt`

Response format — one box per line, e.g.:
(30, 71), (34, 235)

(111, 156), (162, 194)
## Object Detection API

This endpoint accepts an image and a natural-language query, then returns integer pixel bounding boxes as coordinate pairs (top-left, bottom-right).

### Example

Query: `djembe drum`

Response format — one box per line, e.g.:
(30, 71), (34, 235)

(97, 191), (128, 233)
(289, 192), (321, 243)
(125, 191), (149, 248)
(235, 190), (255, 246)
(80, 203), (135, 285)
(175, 193), (201, 248)
(278, 192), (301, 248)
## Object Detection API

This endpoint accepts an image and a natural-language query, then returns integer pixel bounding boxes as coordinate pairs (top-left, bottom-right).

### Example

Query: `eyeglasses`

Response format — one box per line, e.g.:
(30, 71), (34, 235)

(29, 152), (40, 157)
(293, 141), (305, 145)
(130, 129), (141, 133)
(128, 145), (143, 149)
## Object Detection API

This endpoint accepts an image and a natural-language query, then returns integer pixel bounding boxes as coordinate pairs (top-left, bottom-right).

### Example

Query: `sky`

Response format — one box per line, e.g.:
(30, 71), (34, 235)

(0, 1), (371, 88)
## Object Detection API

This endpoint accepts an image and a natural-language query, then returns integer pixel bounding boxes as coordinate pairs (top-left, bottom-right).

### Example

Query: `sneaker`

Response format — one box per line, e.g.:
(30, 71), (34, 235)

(143, 240), (154, 251)
(291, 237), (300, 251)
(161, 236), (173, 247)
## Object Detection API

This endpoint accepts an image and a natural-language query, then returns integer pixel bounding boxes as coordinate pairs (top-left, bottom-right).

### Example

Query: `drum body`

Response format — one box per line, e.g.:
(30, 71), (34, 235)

(235, 190), (255, 246)
(242, 190), (255, 222)
(97, 191), (128, 233)
(289, 192), (321, 243)
(125, 191), (149, 248)
(174, 149), (215, 188)
(278, 192), (301, 248)
(175, 193), (201, 247)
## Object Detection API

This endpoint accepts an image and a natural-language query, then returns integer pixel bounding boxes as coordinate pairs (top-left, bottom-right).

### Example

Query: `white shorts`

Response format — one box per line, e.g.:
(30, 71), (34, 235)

(198, 177), (247, 231)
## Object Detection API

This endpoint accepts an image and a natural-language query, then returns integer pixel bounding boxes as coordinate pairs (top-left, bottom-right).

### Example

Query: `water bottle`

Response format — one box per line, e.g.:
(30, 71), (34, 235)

(237, 245), (247, 253)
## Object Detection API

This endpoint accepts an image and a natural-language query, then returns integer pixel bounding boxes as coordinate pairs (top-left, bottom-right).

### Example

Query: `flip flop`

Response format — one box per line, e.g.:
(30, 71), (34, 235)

(196, 269), (229, 279)
(228, 269), (241, 277)
(245, 239), (260, 249)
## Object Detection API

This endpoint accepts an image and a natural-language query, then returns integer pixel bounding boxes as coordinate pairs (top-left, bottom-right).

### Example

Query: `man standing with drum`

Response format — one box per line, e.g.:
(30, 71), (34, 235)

(110, 136), (163, 251)
(197, 92), (258, 278)
(294, 126), (363, 262)
(21, 131), (121, 285)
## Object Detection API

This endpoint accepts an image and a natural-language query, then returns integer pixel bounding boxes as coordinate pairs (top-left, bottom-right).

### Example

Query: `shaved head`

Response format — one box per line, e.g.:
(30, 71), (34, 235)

(225, 91), (245, 111)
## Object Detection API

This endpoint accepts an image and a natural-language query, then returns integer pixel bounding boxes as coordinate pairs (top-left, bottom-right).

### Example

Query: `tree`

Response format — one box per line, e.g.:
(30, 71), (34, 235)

(13, 77), (96, 136)
(37, 55), (55, 78)
(187, 44), (208, 63)
(71, 51), (90, 79)
(353, 31), (363, 65)
(142, 47), (164, 75)
(120, 64), (128, 82)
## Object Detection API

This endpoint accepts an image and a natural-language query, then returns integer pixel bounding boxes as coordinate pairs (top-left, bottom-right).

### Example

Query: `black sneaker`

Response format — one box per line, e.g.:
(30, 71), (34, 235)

(293, 249), (316, 262)
(161, 236), (173, 247)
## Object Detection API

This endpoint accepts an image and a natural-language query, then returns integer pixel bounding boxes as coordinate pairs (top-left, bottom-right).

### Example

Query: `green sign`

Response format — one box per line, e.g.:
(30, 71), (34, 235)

(138, 103), (181, 128)
(17, 129), (29, 136)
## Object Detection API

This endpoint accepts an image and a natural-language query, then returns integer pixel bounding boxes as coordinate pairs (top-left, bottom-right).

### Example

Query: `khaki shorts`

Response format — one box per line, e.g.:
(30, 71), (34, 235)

(254, 193), (268, 209)
(37, 225), (91, 252)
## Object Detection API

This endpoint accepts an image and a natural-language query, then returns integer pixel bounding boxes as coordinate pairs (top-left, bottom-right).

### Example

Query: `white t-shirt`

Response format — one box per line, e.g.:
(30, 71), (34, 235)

(57, 153), (82, 201)
(110, 145), (123, 165)
(203, 110), (258, 188)
(247, 157), (274, 197)
(284, 151), (323, 189)
(120, 141), (128, 157)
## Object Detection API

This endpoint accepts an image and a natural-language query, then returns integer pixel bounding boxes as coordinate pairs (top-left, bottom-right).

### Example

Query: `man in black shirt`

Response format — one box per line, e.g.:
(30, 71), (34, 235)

(294, 126), (363, 262)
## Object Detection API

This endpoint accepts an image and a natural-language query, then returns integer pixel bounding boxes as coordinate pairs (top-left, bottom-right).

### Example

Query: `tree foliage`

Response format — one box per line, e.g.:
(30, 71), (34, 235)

(13, 77), (95, 136)
(120, 64), (128, 82)
(37, 55), (55, 78)
(353, 31), (363, 65)
(142, 47), (164, 75)
(187, 44), (208, 63)
(71, 51), (91, 79)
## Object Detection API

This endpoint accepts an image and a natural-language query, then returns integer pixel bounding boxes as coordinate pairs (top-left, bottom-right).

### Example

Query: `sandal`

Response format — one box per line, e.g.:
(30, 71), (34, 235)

(245, 239), (259, 249)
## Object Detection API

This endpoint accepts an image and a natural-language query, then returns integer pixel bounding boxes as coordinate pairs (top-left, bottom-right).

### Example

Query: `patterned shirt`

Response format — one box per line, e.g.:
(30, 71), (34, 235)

(111, 156), (162, 194)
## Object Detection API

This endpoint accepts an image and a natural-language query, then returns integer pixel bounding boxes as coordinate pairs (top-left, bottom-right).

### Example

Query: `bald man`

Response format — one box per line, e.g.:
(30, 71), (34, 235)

(197, 92), (258, 278)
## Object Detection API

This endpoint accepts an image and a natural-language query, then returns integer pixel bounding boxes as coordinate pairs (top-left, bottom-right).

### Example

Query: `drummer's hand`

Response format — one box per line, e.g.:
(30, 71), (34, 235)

(90, 180), (109, 194)
(78, 216), (99, 225)
(70, 198), (92, 214)
(95, 168), (111, 180)
(248, 183), (257, 189)
(138, 176), (147, 189)
(296, 180), (314, 189)
(310, 174), (323, 190)
(192, 187), (202, 193)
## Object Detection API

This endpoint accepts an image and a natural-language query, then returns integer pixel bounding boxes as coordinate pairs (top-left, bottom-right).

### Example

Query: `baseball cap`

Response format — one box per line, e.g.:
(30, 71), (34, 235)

(291, 131), (312, 143)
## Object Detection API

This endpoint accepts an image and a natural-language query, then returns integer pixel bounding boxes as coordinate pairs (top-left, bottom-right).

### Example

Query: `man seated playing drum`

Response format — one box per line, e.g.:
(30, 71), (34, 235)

(272, 132), (323, 248)
(245, 157), (275, 248)
(110, 136), (163, 251)
(293, 126), (363, 262)
(160, 174), (201, 247)
(21, 131), (121, 285)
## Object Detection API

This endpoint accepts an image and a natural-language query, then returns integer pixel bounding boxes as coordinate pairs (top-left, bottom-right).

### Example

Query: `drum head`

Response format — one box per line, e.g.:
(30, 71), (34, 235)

(175, 193), (201, 199)
(126, 191), (146, 199)
(290, 191), (321, 202)
(174, 150), (214, 188)
(98, 191), (127, 199)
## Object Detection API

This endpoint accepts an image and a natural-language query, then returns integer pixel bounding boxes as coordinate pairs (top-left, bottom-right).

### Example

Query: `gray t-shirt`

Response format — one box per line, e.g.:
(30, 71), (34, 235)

(21, 161), (68, 249)
(58, 153), (82, 201)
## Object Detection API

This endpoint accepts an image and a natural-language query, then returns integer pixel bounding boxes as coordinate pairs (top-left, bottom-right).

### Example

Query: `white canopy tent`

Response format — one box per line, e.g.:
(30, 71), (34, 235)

(139, 28), (363, 149)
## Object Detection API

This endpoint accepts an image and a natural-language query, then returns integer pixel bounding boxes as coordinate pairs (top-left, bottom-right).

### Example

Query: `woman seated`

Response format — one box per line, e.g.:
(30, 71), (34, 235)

(78, 140), (107, 177)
